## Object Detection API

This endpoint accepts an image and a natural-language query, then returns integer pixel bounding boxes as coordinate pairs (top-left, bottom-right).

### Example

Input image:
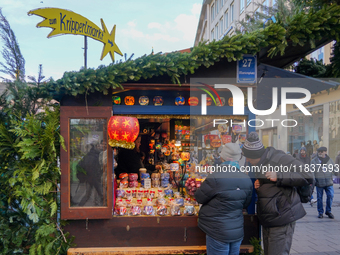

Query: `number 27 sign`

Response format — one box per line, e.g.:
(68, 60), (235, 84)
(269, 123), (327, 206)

(237, 55), (257, 84)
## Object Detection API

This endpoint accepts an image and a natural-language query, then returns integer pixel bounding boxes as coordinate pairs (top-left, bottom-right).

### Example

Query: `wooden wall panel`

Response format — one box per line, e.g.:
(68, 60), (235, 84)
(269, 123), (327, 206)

(64, 215), (259, 247)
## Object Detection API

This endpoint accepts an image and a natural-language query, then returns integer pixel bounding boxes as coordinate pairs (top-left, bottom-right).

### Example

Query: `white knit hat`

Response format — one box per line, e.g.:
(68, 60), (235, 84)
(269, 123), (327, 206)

(220, 143), (241, 161)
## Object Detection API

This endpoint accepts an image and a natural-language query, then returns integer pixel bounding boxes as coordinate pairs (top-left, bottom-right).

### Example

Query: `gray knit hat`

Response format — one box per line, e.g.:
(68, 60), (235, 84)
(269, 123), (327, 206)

(220, 143), (242, 161)
(242, 132), (265, 159)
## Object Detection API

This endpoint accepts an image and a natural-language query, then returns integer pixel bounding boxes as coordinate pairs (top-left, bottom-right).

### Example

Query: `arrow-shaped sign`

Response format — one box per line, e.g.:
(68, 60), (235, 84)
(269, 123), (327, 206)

(28, 8), (123, 62)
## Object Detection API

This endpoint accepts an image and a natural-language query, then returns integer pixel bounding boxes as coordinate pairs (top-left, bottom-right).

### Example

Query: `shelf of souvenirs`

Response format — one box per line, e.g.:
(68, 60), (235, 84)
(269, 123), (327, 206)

(114, 190), (200, 217)
(114, 170), (206, 217)
(114, 181), (250, 217)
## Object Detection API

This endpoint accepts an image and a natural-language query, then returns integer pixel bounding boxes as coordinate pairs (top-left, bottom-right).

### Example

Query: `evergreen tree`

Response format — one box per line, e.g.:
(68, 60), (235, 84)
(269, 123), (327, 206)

(0, 9), (70, 254)
(324, 41), (340, 77)
(236, 0), (297, 34)
(0, 8), (25, 82)
(292, 0), (340, 10)
(294, 58), (327, 77)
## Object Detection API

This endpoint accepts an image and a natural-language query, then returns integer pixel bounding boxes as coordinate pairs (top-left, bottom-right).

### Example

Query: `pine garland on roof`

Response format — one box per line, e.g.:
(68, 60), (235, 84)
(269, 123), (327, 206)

(44, 4), (340, 99)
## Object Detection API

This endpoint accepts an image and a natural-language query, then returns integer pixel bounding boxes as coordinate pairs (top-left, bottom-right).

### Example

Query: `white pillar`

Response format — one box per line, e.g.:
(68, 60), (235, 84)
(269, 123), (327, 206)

(323, 103), (329, 149)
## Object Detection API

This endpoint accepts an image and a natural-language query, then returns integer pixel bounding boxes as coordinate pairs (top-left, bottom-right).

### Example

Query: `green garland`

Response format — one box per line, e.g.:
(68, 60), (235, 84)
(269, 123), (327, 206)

(43, 4), (340, 99)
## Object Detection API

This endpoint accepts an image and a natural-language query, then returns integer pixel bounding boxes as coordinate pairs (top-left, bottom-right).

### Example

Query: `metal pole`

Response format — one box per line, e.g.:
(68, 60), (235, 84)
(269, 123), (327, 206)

(84, 36), (87, 69)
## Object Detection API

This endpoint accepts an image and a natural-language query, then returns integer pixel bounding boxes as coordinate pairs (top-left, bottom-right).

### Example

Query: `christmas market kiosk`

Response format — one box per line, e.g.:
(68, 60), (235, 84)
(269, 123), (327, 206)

(61, 55), (260, 254)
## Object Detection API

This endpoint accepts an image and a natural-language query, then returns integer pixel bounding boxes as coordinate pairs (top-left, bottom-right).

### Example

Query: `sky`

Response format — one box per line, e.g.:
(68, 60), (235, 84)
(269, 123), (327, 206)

(0, 0), (202, 81)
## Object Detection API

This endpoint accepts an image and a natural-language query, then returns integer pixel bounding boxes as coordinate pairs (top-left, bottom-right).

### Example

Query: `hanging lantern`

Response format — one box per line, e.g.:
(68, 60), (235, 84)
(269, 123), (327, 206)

(211, 138), (221, 148)
(218, 124), (228, 134)
(139, 96), (149, 105)
(113, 96), (121, 105)
(153, 96), (163, 106)
(188, 97), (199, 106)
(180, 152), (190, 161)
(228, 97), (233, 106)
(216, 97), (225, 106)
(232, 125), (242, 133)
(108, 116), (139, 149)
(161, 132), (168, 139)
(222, 134), (232, 144)
(124, 96), (135, 105)
(175, 96), (185, 106)
(207, 97), (212, 106)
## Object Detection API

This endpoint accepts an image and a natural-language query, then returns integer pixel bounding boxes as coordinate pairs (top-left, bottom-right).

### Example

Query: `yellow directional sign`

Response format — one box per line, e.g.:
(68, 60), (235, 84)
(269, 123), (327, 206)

(28, 8), (123, 62)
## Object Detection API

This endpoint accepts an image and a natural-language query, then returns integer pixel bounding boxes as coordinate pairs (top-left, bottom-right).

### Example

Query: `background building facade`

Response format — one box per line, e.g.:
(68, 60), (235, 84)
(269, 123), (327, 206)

(195, 0), (333, 64)
(194, 0), (277, 46)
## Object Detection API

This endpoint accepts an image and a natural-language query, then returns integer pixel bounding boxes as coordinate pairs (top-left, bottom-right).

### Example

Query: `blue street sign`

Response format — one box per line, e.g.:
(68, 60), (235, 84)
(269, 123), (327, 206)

(237, 55), (257, 83)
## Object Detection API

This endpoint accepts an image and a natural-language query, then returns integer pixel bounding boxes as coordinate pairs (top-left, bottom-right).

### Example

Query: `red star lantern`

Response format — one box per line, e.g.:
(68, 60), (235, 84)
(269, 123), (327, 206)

(108, 116), (139, 149)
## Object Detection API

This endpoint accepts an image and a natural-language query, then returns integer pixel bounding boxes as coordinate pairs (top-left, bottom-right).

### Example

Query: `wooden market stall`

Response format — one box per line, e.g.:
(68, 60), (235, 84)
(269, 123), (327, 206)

(61, 57), (260, 254)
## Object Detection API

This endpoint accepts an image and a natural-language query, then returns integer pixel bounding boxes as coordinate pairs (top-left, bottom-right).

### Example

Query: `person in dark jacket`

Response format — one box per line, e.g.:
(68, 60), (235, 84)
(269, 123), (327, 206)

(335, 151), (340, 188)
(115, 136), (143, 176)
(335, 151), (340, 167)
(296, 146), (316, 203)
(311, 146), (335, 219)
(293, 149), (299, 158)
(195, 143), (253, 255)
(242, 132), (313, 255)
(76, 142), (104, 206)
(296, 146), (311, 165)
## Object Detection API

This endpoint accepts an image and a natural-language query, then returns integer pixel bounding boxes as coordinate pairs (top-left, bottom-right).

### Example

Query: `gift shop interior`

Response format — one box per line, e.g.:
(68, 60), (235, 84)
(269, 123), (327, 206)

(112, 114), (248, 217)
(65, 86), (251, 219)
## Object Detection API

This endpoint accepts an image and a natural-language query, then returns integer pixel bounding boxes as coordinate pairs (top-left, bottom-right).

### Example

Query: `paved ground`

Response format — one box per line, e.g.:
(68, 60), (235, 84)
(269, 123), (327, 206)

(290, 183), (340, 255)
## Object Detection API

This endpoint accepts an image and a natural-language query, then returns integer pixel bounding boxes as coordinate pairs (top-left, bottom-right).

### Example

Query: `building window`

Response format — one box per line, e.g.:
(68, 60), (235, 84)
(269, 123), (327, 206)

(231, 3), (234, 22)
(220, 17), (223, 35)
(221, 0), (224, 7)
(211, 4), (215, 22)
(216, 24), (219, 39)
(272, 0), (276, 6)
(60, 107), (113, 220)
(240, 0), (245, 14)
(211, 29), (214, 41)
(216, 0), (219, 15)
(262, 0), (269, 13)
(247, 0), (251, 6)
(287, 105), (323, 157)
(225, 10), (229, 29)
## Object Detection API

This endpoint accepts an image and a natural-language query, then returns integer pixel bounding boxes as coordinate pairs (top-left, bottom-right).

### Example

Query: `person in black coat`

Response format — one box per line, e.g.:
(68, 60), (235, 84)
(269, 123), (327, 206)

(115, 136), (143, 176)
(195, 143), (253, 255)
(296, 146), (311, 165)
(311, 147), (335, 219)
(242, 132), (314, 255)
(76, 142), (104, 206)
